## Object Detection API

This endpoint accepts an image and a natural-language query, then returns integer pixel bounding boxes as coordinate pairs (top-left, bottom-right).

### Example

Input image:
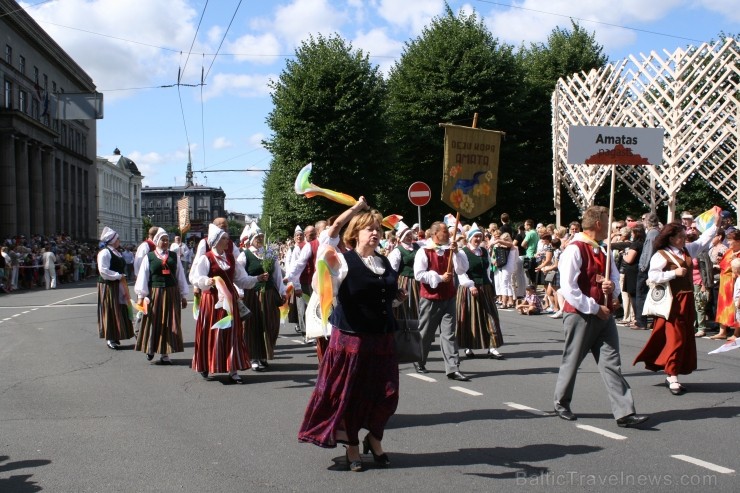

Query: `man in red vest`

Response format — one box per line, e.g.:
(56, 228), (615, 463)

(552, 205), (649, 428)
(286, 224), (319, 336)
(414, 220), (470, 381)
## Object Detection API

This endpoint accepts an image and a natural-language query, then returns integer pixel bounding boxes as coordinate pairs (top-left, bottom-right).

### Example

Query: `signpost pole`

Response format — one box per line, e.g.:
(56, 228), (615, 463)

(417, 206), (422, 233)
(604, 165), (616, 281)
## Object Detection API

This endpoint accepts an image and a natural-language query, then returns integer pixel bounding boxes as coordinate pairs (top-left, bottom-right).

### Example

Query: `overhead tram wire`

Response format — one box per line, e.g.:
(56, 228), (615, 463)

(203, 0), (244, 83)
(472, 0), (706, 44)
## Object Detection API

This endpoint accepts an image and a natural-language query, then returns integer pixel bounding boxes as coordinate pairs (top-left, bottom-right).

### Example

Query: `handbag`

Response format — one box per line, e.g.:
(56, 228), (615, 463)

(494, 247), (508, 268)
(642, 249), (681, 319)
(394, 305), (423, 364)
(642, 281), (672, 319)
(543, 270), (556, 283)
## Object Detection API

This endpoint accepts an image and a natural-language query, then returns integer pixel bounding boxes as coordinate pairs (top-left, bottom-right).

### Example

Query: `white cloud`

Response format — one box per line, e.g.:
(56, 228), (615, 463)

(213, 137), (233, 149)
(21, 0), (202, 101)
(201, 72), (275, 100)
(375, 0), (442, 34)
(352, 28), (404, 75)
(484, 0), (682, 52)
(247, 133), (266, 148)
(271, 0), (348, 47)
(225, 33), (282, 64)
(697, 0), (740, 23)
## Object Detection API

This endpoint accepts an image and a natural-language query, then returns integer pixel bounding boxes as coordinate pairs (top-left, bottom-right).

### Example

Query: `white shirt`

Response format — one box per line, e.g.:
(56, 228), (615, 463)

(647, 225), (716, 284)
(413, 246), (469, 288)
(557, 236), (620, 315)
(190, 249), (257, 291)
(133, 240), (153, 277)
(236, 247), (286, 296)
(42, 251), (56, 269)
(134, 248), (190, 298)
(97, 247), (123, 281)
(285, 230), (338, 286)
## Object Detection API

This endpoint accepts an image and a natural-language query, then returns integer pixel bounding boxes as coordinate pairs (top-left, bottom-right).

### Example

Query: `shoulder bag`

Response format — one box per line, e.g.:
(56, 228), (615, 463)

(394, 304), (422, 364)
(642, 250), (682, 319)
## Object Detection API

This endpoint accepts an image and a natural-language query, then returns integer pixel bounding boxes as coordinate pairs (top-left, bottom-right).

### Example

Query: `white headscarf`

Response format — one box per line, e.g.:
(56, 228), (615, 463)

(153, 227), (168, 245)
(208, 223), (227, 249)
(248, 222), (263, 243)
(100, 226), (118, 245)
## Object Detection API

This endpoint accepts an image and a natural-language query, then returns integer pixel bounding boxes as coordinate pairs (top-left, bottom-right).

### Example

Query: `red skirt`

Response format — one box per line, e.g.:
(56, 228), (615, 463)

(191, 288), (249, 374)
(634, 291), (697, 375)
(298, 330), (399, 447)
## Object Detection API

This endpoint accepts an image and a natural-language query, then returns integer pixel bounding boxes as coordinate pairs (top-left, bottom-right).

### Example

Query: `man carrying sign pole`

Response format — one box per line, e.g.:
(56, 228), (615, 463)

(549, 126), (661, 428)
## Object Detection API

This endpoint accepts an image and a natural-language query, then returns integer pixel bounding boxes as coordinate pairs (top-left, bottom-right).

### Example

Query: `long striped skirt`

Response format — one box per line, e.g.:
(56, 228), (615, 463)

(243, 287), (281, 361)
(135, 286), (184, 355)
(192, 288), (249, 374)
(393, 275), (421, 320)
(97, 281), (134, 341)
(298, 330), (399, 448)
(456, 283), (504, 350)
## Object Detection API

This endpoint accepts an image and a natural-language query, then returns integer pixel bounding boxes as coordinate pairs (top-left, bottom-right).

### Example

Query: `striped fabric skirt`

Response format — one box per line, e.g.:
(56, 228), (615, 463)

(298, 330), (399, 448)
(393, 275), (421, 320)
(97, 281), (134, 341)
(192, 288), (249, 374)
(135, 285), (184, 355)
(243, 287), (281, 361)
(456, 283), (504, 350)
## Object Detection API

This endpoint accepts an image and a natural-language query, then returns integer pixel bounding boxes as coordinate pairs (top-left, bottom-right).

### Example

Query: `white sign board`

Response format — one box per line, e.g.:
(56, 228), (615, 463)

(567, 126), (664, 165)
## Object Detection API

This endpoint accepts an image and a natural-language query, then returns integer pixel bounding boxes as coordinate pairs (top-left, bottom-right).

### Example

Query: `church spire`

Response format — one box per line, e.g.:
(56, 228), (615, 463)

(186, 148), (193, 187)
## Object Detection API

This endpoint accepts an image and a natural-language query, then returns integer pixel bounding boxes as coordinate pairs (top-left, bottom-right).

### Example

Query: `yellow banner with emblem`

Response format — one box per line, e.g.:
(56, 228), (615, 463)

(441, 124), (503, 219)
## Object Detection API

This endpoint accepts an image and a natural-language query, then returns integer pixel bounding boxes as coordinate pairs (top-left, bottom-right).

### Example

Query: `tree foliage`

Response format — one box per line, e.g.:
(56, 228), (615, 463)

(385, 6), (524, 224)
(262, 35), (388, 240)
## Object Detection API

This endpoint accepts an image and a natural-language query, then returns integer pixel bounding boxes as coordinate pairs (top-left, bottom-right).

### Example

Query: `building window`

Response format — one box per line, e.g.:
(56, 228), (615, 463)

(31, 98), (38, 119)
(3, 80), (11, 109)
(19, 90), (27, 113)
(19, 56), (25, 74)
(33, 66), (39, 85)
(4, 45), (11, 64)
(43, 74), (47, 90)
(52, 81), (56, 93)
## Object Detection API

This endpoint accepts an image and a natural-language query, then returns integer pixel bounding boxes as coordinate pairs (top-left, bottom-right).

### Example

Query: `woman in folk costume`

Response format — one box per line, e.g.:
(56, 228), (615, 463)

(712, 229), (740, 341)
(190, 224), (256, 383)
(96, 227), (135, 350)
(387, 221), (421, 319)
(286, 225), (305, 328)
(134, 228), (189, 364)
(237, 222), (286, 371)
(634, 217), (717, 394)
(456, 223), (505, 359)
(299, 199), (403, 472)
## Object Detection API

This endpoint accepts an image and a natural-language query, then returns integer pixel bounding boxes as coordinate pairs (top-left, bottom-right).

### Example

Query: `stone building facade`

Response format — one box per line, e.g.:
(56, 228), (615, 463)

(0, 0), (99, 240)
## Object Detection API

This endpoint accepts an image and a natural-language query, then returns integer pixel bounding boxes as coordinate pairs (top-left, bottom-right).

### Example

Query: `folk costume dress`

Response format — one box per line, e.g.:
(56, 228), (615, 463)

(237, 246), (286, 364)
(96, 233), (134, 344)
(456, 245), (504, 350)
(190, 248), (254, 375)
(134, 245), (189, 357)
(715, 248), (740, 329)
(298, 250), (399, 448)
(388, 239), (421, 320)
(634, 226), (715, 376)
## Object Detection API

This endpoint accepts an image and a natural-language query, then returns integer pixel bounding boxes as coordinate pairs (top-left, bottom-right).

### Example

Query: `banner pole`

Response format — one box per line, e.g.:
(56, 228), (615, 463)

(605, 165), (616, 281)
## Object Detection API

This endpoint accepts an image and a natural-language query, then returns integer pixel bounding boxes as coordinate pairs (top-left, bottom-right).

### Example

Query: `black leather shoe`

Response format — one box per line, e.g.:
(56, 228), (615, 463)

(488, 352), (505, 360)
(106, 340), (118, 350)
(413, 363), (429, 374)
(199, 371), (209, 380)
(464, 349), (476, 359)
(616, 414), (649, 428)
(446, 371), (470, 382)
(554, 409), (577, 421)
(146, 353), (154, 361)
(362, 433), (390, 467)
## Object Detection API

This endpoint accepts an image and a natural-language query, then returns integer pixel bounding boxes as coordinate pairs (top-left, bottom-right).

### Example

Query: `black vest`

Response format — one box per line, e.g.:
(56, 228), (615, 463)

(329, 251), (398, 334)
(98, 248), (125, 283)
(147, 251), (178, 288)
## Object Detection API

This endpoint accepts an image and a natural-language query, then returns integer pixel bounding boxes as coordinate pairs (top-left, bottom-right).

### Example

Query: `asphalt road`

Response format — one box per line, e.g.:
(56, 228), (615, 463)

(1, 281), (738, 492)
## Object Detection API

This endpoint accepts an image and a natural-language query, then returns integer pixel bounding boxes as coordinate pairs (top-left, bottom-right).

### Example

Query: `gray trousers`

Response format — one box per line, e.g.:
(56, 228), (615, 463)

(296, 283), (312, 334)
(554, 312), (636, 420)
(419, 297), (459, 374)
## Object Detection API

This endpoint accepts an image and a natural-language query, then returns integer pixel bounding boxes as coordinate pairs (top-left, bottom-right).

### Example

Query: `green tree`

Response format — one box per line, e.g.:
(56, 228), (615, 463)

(385, 6), (524, 224)
(262, 34), (388, 240)
(520, 20), (609, 221)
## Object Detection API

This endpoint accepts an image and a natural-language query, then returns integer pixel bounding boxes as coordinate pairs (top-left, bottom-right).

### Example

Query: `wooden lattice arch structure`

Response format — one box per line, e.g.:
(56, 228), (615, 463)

(552, 38), (739, 224)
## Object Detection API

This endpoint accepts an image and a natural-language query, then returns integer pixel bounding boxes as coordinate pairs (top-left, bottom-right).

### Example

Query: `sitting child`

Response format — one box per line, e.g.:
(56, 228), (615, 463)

(516, 284), (542, 315)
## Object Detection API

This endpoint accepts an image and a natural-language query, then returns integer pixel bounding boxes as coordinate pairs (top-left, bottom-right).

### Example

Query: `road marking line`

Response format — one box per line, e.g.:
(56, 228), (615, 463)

(504, 402), (550, 416)
(671, 455), (735, 474)
(12, 314), (20, 317)
(2, 318), (11, 321)
(576, 424), (627, 440)
(406, 373), (436, 383)
(47, 291), (97, 306)
(451, 386), (482, 396)
(291, 339), (304, 344)
(21, 311), (29, 314)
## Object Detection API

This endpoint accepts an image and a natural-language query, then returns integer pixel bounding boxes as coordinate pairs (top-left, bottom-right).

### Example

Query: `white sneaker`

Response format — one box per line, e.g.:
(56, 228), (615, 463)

(549, 311), (563, 319)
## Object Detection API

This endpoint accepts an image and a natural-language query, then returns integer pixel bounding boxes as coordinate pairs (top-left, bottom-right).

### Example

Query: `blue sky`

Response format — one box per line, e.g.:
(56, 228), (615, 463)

(21, 0), (740, 215)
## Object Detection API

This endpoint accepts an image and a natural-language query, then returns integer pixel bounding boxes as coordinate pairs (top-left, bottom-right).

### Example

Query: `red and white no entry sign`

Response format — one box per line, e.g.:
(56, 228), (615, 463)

(408, 181), (431, 207)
